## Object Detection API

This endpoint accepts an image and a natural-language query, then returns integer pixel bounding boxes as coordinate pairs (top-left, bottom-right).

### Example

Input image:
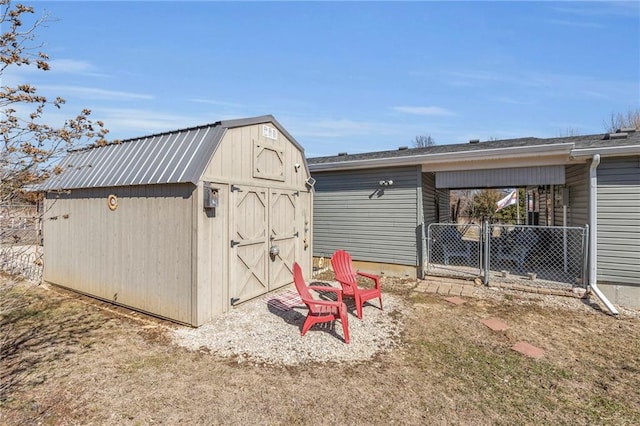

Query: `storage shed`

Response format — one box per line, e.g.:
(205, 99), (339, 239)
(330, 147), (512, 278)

(38, 115), (313, 326)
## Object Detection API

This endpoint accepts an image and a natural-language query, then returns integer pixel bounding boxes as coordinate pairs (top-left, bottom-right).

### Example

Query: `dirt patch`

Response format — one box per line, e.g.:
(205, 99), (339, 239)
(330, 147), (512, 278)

(1, 274), (639, 425)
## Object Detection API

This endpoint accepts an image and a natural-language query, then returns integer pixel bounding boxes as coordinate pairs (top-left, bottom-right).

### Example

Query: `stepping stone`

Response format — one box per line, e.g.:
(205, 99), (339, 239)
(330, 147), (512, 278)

(512, 341), (545, 359)
(480, 317), (509, 331)
(444, 296), (466, 305)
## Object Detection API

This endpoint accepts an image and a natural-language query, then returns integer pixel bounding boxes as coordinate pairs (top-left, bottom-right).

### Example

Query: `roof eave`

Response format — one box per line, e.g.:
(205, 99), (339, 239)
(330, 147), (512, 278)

(570, 145), (640, 159)
(309, 143), (575, 172)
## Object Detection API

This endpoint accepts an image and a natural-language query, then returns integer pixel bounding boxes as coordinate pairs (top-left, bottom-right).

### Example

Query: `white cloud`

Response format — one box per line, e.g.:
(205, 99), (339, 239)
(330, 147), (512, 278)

(4, 58), (110, 78)
(48, 59), (96, 74)
(187, 98), (246, 108)
(392, 106), (456, 117)
(491, 96), (534, 106)
(94, 108), (213, 138)
(39, 85), (154, 101)
(544, 19), (605, 29)
(288, 118), (401, 139)
(445, 68), (637, 102)
(549, 3), (639, 19)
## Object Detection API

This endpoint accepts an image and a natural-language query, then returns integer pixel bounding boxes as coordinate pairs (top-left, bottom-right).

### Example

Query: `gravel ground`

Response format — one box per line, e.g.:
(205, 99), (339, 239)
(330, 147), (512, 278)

(172, 283), (407, 366)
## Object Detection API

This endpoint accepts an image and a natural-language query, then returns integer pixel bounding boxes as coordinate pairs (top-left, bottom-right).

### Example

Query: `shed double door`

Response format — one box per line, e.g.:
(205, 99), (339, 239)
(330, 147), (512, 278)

(229, 185), (299, 305)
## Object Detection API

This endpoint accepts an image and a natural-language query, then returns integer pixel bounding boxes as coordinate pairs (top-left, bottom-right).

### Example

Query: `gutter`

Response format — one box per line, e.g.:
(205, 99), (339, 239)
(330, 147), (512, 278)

(588, 154), (619, 316)
(571, 144), (640, 159)
(309, 143), (575, 172)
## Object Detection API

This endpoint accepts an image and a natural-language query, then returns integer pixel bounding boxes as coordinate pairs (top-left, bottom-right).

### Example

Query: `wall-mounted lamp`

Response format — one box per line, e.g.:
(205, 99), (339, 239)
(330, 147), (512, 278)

(379, 179), (394, 187)
(305, 177), (316, 189)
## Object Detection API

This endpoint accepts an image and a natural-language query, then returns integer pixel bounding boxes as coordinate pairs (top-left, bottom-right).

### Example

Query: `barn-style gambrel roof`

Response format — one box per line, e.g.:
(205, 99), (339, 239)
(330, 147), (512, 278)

(38, 115), (303, 191)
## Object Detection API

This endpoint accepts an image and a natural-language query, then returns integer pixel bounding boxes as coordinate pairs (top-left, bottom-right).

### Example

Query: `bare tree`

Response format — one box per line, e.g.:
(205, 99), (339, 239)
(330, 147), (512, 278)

(1, 1), (111, 203)
(413, 135), (435, 148)
(450, 189), (475, 223)
(557, 128), (581, 137)
(604, 108), (640, 133)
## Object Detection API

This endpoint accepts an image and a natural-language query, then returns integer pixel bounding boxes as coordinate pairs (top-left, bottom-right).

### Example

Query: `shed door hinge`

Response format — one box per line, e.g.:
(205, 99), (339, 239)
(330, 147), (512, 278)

(231, 240), (240, 248)
(231, 185), (242, 192)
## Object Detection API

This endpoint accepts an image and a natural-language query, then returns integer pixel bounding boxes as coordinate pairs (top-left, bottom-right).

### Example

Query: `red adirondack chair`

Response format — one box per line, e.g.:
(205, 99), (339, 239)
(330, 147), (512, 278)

(292, 262), (350, 344)
(330, 250), (383, 319)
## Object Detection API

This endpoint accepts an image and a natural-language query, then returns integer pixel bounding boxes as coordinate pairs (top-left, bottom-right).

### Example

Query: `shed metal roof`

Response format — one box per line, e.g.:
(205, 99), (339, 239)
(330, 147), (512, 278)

(38, 115), (301, 191)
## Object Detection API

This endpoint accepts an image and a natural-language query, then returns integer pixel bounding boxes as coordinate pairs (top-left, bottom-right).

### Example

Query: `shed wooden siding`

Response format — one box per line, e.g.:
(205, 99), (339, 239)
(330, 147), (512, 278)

(202, 123), (313, 276)
(597, 156), (640, 285)
(43, 184), (195, 324)
(193, 181), (229, 324)
(312, 166), (421, 265)
(204, 124), (310, 190)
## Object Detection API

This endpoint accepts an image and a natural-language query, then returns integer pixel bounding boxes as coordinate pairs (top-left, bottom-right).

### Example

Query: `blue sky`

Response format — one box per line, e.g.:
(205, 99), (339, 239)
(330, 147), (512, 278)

(5, 1), (640, 157)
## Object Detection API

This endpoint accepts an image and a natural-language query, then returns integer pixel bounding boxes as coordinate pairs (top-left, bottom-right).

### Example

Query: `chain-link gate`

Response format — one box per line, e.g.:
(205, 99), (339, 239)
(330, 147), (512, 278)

(426, 223), (482, 278)
(425, 222), (588, 291)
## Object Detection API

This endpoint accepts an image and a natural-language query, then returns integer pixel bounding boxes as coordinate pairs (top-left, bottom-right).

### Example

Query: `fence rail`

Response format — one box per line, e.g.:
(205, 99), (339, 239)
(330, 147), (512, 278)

(424, 222), (588, 290)
(1, 203), (42, 245)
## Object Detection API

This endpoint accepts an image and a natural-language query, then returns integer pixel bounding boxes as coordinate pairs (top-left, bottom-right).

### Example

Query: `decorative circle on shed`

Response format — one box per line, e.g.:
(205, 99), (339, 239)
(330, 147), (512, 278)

(107, 194), (118, 211)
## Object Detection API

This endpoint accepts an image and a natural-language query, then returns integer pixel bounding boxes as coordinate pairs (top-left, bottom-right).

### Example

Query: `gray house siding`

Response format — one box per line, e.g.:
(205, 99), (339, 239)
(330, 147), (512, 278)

(422, 173), (437, 224)
(556, 164), (589, 227)
(436, 165), (565, 189)
(597, 156), (640, 285)
(538, 188), (549, 226)
(439, 190), (451, 223)
(312, 166), (421, 266)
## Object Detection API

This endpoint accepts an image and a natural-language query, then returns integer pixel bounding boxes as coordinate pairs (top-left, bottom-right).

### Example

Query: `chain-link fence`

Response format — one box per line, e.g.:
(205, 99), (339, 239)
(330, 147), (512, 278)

(1, 203), (43, 281)
(424, 222), (588, 290)
(488, 224), (587, 289)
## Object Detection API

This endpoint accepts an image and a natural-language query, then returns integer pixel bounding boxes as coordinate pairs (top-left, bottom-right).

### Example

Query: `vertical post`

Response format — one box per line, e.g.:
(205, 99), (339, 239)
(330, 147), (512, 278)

(562, 188), (568, 273)
(516, 189), (520, 225)
(425, 224), (431, 276)
(563, 205), (568, 273)
(582, 225), (589, 288)
(417, 222), (425, 279)
(483, 220), (490, 285)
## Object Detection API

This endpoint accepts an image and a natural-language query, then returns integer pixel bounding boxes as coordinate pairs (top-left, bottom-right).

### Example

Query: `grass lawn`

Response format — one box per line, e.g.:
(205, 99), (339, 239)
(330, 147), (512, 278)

(1, 274), (639, 425)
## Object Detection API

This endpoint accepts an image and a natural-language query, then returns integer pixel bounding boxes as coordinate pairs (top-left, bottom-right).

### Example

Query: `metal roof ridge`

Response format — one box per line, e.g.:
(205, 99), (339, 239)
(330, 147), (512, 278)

(67, 114), (280, 153)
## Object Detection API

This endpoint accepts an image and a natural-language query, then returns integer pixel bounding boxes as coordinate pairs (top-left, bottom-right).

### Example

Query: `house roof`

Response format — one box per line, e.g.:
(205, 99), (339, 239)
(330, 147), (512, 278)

(37, 115), (302, 191)
(308, 130), (640, 171)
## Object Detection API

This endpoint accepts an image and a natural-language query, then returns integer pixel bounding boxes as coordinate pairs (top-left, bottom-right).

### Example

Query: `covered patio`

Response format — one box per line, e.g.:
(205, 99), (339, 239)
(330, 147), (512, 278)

(309, 129), (640, 312)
